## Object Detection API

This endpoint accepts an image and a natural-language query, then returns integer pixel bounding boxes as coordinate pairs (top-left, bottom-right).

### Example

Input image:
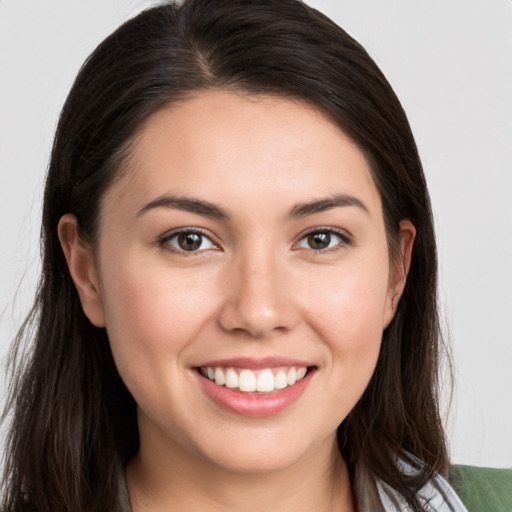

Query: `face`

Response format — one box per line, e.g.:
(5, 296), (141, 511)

(61, 91), (413, 476)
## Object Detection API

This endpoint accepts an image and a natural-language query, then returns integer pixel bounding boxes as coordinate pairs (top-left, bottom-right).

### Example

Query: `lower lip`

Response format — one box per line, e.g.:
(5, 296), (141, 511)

(195, 369), (314, 417)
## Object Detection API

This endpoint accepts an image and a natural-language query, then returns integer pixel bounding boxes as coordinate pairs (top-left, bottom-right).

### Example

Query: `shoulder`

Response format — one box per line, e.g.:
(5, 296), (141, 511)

(417, 470), (468, 511)
(449, 464), (512, 512)
(377, 458), (468, 511)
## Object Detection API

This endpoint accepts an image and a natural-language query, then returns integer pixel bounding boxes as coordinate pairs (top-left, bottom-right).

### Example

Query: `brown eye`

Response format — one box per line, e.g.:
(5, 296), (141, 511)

(178, 232), (202, 251)
(163, 230), (215, 252)
(307, 232), (331, 250)
(297, 229), (348, 251)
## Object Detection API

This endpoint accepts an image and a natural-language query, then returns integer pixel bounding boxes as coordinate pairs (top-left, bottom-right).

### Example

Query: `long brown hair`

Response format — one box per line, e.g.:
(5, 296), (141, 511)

(2, 1), (449, 510)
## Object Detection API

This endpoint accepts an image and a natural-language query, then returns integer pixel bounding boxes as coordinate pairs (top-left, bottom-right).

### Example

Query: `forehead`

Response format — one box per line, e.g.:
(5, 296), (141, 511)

(102, 90), (381, 220)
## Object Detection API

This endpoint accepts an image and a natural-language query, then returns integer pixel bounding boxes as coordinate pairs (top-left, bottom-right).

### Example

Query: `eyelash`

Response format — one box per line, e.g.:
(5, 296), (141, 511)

(295, 227), (352, 253)
(158, 228), (218, 254)
(158, 227), (352, 255)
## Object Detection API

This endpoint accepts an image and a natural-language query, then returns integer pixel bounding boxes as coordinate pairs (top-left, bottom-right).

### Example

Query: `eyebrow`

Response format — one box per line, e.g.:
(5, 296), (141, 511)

(136, 195), (230, 220)
(136, 192), (368, 220)
(289, 193), (369, 218)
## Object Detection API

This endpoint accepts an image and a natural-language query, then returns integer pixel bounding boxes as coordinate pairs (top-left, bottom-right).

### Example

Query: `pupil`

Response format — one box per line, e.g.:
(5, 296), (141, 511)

(308, 232), (330, 249)
(178, 232), (202, 251)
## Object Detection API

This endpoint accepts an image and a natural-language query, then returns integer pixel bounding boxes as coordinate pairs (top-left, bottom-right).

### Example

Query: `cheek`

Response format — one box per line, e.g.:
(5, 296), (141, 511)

(298, 257), (389, 402)
(301, 258), (389, 345)
(98, 257), (217, 383)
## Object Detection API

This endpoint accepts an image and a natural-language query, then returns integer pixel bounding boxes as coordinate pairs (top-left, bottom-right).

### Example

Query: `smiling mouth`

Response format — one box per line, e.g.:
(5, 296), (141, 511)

(197, 366), (314, 394)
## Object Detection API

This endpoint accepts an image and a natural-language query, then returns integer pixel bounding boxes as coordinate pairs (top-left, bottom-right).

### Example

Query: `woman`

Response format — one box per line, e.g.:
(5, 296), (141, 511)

(1, 0), (468, 510)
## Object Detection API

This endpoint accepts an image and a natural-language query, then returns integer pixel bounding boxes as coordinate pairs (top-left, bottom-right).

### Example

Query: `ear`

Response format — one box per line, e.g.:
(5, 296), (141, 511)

(383, 220), (416, 329)
(58, 214), (106, 327)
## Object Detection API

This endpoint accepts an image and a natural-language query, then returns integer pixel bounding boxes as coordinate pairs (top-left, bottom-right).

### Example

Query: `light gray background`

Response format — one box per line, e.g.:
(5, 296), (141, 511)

(1, 0), (511, 468)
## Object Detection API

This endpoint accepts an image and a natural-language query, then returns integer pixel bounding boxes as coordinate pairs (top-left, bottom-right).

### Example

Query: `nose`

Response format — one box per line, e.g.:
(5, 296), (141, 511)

(218, 249), (299, 338)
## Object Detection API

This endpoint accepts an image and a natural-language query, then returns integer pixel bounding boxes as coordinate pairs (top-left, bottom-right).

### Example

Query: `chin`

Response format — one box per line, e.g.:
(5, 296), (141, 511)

(194, 426), (331, 476)
(206, 448), (304, 475)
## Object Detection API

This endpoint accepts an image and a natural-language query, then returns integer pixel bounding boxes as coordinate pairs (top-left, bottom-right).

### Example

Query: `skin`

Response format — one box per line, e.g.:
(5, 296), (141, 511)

(59, 91), (415, 511)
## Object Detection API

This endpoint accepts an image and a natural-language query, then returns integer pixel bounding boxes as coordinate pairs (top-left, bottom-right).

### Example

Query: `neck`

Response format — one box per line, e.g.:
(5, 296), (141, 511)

(127, 429), (354, 512)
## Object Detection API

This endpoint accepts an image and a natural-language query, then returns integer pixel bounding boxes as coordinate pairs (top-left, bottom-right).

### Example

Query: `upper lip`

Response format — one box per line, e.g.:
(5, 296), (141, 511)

(195, 356), (314, 369)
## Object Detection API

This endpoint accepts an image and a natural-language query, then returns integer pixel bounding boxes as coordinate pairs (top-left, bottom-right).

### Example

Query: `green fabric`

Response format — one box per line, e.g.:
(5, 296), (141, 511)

(450, 465), (512, 512)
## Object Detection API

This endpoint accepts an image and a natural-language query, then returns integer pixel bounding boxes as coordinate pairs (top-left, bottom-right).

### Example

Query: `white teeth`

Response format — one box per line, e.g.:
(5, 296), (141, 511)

(225, 368), (239, 389)
(200, 365), (309, 394)
(274, 370), (288, 390)
(239, 369), (256, 392)
(296, 367), (307, 380)
(256, 369), (275, 392)
(214, 367), (225, 386)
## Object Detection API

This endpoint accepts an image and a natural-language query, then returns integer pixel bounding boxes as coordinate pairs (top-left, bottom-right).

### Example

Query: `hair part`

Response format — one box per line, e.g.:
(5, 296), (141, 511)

(2, 1), (450, 510)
